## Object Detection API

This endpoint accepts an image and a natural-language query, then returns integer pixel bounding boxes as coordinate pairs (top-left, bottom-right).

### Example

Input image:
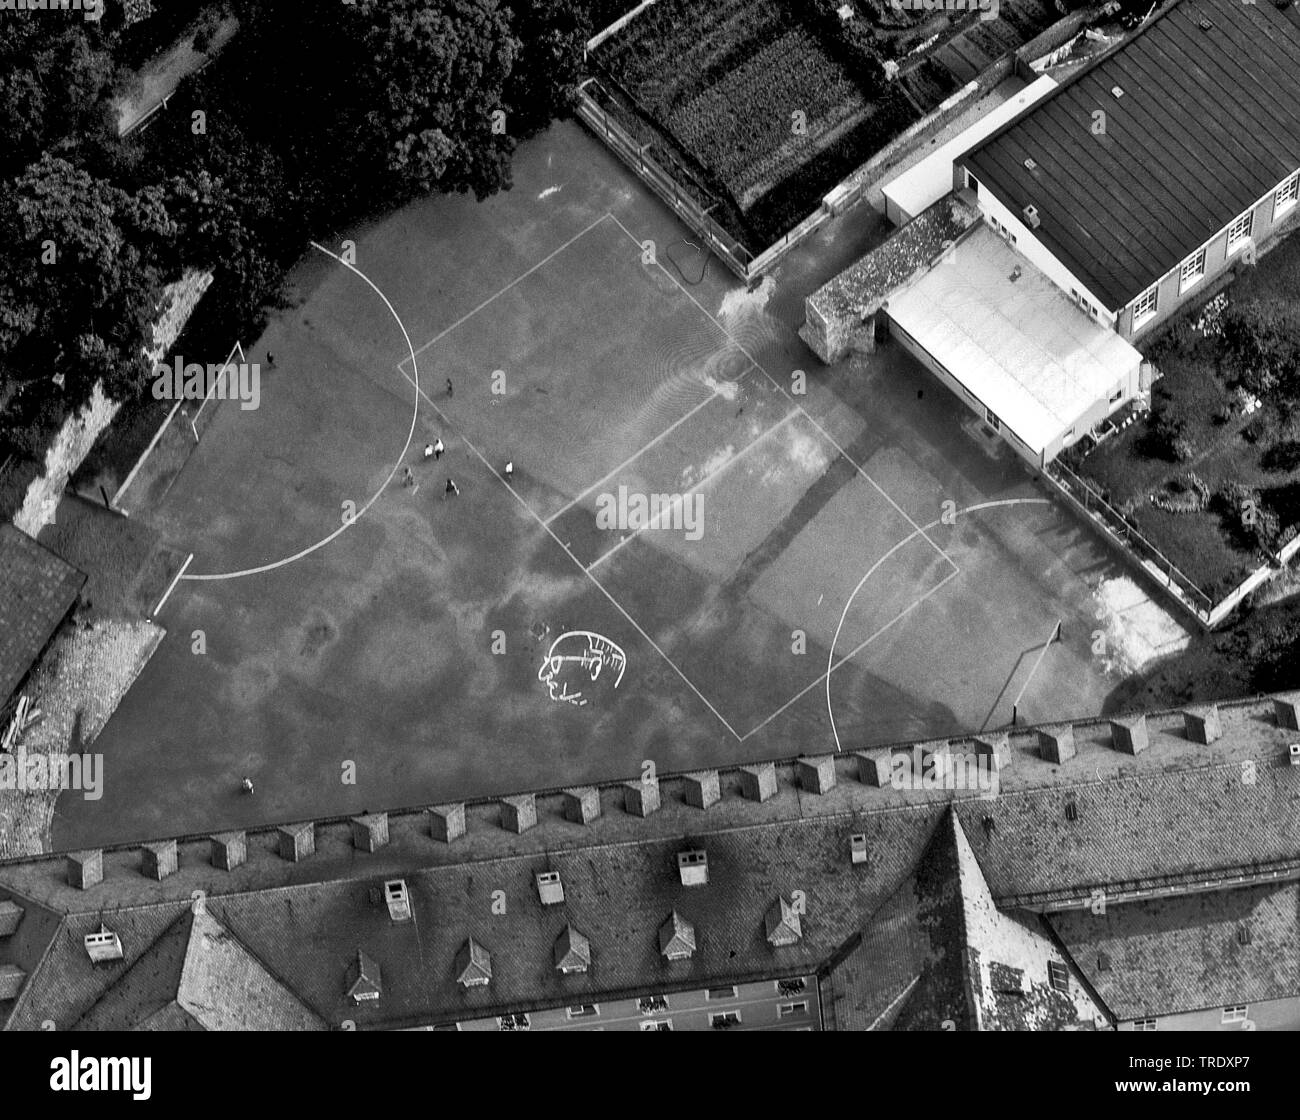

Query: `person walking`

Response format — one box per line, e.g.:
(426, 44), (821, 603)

(504, 461), (514, 480)
(446, 378), (454, 398)
(423, 443), (434, 460)
(241, 777), (255, 795)
(433, 437), (445, 459)
(445, 478), (460, 497)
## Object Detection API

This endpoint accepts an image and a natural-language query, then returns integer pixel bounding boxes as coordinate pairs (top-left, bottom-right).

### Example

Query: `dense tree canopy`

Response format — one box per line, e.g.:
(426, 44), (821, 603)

(0, 0), (603, 462)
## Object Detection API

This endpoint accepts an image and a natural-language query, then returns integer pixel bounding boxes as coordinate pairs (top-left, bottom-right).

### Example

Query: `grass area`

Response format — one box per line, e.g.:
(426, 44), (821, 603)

(595, 0), (918, 248)
(1067, 231), (1300, 601)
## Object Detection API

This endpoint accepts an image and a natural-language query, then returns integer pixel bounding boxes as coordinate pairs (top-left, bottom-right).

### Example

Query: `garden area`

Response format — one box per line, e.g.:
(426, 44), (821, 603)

(1063, 235), (1300, 602)
(592, 0), (919, 247)
(591, 0), (1082, 250)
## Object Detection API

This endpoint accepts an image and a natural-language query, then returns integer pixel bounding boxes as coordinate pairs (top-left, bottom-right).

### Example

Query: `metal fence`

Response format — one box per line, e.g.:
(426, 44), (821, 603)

(1046, 459), (1216, 623)
(576, 85), (755, 281)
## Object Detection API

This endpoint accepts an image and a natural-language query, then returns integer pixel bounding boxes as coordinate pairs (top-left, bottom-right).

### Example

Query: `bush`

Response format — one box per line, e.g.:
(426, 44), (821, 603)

(1262, 439), (1300, 473)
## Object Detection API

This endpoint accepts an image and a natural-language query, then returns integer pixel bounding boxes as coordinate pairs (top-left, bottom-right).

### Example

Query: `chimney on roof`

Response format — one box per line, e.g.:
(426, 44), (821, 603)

(796, 755), (837, 794)
(278, 822), (316, 862)
(1110, 715), (1148, 755)
(765, 897), (802, 947)
(0, 900), (23, 938)
(351, 813), (389, 852)
(66, 849), (103, 890)
(1037, 724), (1076, 764)
(210, 831), (247, 871)
(500, 794), (537, 834)
(536, 870), (565, 905)
(84, 925), (124, 964)
(682, 770), (720, 809)
(739, 762), (777, 802)
(1182, 705), (1222, 745)
(456, 938), (492, 987)
(972, 733), (1010, 773)
(1273, 692), (1300, 731)
(345, 951), (382, 1003)
(383, 879), (412, 922)
(849, 833), (868, 865)
(856, 749), (892, 787)
(554, 925), (591, 974)
(429, 803), (466, 843)
(563, 787), (601, 825)
(658, 911), (696, 961)
(678, 849), (708, 886)
(1022, 203), (1041, 230)
(141, 839), (178, 881)
(624, 775), (661, 817)
(0, 964), (25, 1001)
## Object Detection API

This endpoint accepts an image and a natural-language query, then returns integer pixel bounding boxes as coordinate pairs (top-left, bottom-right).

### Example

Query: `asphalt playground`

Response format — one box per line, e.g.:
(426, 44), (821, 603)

(55, 120), (1158, 848)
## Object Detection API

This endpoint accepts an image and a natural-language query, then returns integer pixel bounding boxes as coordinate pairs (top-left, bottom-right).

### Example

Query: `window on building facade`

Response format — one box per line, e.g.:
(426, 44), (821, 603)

(640, 1019), (673, 1031)
(1222, 1005), (1249, 1023)
(637, 995), (669, 1015)
(1179, 246), (1207, 293)
(1275, 171), (1300, 219)
(776, 977), (807, 996)
(985, 407), (1001, 432)
(778, 1001), (810, 1018)
(1048, 960), (1070, 992)
(707, 986), (738, 1001)
(1227, 210), (1254, 252)
(709, 1011), (742, 1029)
(498, 1013), (530, 1031)
(567, 1004), (600, 1019)
(1132, 284), (1159, 325)
(1134, 1019), (1158, 1032)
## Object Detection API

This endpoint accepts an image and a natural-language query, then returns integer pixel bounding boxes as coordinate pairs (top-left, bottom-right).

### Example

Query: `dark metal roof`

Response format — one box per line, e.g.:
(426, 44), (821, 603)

(962, 0), (1300, 310)
(0, 525), (85, 704)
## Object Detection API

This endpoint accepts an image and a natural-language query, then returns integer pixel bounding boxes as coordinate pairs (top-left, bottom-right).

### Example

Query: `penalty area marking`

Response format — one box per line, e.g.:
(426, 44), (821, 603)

(826, 498), (1054, 752)
(180, 243), (421, 581)
(604, 212), (954, 574)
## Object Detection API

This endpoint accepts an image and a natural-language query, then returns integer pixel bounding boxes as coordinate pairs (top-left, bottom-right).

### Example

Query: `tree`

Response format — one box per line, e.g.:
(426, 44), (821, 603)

(0, 155), (174, 406)
(504, 0), (592, 138)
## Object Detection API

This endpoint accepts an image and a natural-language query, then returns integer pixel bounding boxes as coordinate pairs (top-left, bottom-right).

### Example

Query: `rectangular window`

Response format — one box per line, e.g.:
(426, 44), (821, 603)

(707, 986), (738, 1001)
(778, 1001), (809, 1018)
(985, 408), (1001, 432)
(1132, 284), (1158, 325)
(1222, 1005), (1249, 1024)
(1134, 1019), (1158, 1032)
(1048, 960), (1070, 992)
(566, 1004), (599, 1019)
(639, 1019), (673, 1031)
(709, 1011), (742, 1029)
(776, 978), (807, 996)
(1275, 172), (1299, 218)
(1008, 232), (1017, 246)
(1179, 246), (1207, 293)
(1227, 209), (1254, 252)
(1109, 385), (1124, 404)
(498, 1013), (530, 1031)
(637, 995), (669, 1015)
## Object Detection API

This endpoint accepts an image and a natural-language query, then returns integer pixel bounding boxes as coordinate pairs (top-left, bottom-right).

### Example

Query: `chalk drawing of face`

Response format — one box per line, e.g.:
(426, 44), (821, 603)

(538, 630), (627, 708)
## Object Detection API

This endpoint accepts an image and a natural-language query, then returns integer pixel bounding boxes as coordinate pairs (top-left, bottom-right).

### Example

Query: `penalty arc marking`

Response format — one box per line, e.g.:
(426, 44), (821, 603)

(180, 242), (422, 581)
(826, 498), (1054, 753)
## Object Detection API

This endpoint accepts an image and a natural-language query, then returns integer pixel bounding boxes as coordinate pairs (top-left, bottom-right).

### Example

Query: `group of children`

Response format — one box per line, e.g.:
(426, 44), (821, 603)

(399, 433), (512, 497)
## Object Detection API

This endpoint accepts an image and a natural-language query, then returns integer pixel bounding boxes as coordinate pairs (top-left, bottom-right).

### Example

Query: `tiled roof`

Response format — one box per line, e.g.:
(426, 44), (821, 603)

(962, 0), (1300, 309)
(1049, 881), (1300, 1020)
(1, 696), (1298, 1030)
(0, 525), (85, 703)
